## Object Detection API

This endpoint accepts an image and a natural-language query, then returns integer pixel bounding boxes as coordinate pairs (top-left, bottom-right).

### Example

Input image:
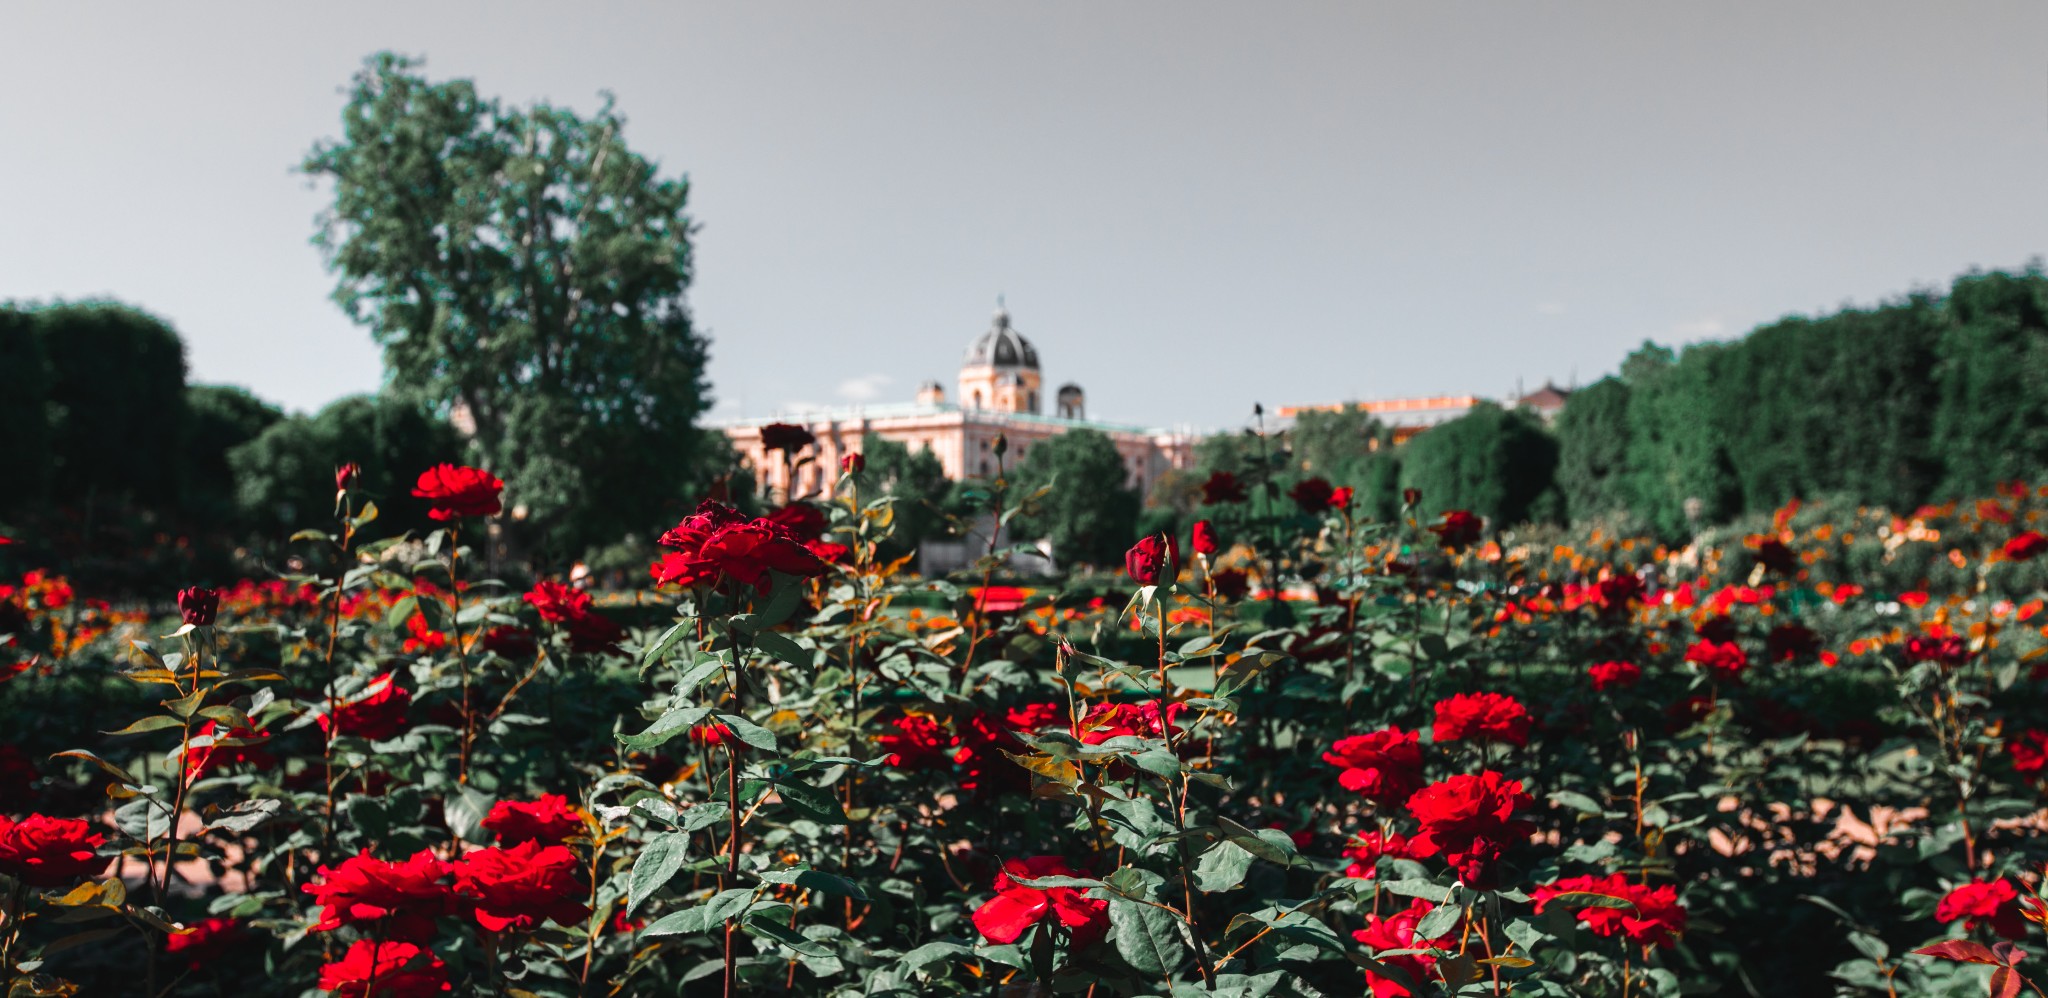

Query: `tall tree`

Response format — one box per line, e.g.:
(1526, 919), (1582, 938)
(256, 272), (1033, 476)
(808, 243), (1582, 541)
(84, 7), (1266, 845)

(0, 308), (52, 515)
(33, 301), (189, 507)
(1932, 267), (2048, 498)
(181, 385), (284, 530)
(229, 392), (465, 540)
(303, 53), (714, 557)
(1008, 429), (1141, 568)
(1398, 402), (1560, 528)
(857, 434), (953, 561)
(1553, 377), (1633, 523)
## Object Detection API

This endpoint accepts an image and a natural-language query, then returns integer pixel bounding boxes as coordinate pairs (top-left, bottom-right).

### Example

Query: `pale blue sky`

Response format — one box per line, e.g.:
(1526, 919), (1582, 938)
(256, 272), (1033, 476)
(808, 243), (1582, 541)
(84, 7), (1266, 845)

(3, 3), (2044, 430)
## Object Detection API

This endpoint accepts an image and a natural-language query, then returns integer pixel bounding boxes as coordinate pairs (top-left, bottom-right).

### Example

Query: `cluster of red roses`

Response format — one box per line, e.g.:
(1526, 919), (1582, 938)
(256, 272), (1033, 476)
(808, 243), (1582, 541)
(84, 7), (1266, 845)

(877, 703), (1063, 792)
(522, 579), (624, 653)
(1531, 874), (1688, 950)
(1323, 724), (1534, 889)
(649, 500), (832, 592)
(0, 813), (108, 887)
(304, 795), (590, 994)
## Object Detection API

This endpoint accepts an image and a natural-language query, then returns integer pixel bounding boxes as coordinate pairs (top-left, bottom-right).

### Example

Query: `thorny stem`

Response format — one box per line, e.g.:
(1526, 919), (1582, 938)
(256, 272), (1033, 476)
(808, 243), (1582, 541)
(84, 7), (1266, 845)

(450, 524), (477, 784)
(1154, 610), (1216, 991)
(323, 490), (356, 861)
(961, 446), (1007, 675)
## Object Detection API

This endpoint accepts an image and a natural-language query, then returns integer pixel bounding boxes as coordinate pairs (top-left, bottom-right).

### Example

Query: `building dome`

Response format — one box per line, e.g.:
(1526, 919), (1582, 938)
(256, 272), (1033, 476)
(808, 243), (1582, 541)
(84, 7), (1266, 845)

(964, 307), (1039, 370)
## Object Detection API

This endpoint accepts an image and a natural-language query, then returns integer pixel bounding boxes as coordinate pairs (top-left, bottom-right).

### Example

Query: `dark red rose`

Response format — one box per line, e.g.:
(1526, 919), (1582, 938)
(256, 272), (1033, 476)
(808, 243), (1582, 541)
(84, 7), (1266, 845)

(1289, 477), (1335, 514)
(1329, 486), (1354, 510)
(0, 814), (108, 887)
(317, 939), (451, 998)
(402, 612), (448, 654)
(1765, 623), (1821, 662)
(1191, 520), (1219, 557)
(1753, 538), (1797, 574)
(335, 462), (360, 492)
(1210, 568), (1250, 600)
(523, 580), (592, 624)
(177, 586), (219, 627)
(411, 464), (504, 521)
(1341, 830), (1415, 880)
(1665, 694), (1717, 733)
(164, 916), (245, 970)
(1405, 771), (1534, 889)
(1695, 615), (1738, 643)
(2008, 531), (2048, 561)
(302, 849), (457, 941)
(699, 520), (831, 591)
(1352, 897), (1458, 997)
(1402, 488), (1421, 506)
(1684, 640), (1748, 683)
(877, 713), (955, 769)
(767, 502), (830, 543)
(564, 611), (624, 654)
(1588, 660), (1642, 691)
(483, 794), (583, 847)
(1906, 635), (1970, 666)
(478, 625), (538, 660)
(806, 540), (851, 565)
(1078, 701), (1183, 745)
(659, 500), (749, 555)
(1200, 471), (1248, 505)
(319, 674), (412, 741)
(183, 720), (273, 783)
(1322, 727), (1425, 807)
(1533, 874), (1687, 950)
(1936, 879), (2027, 940)
(842, 453), (865, 474)
(1429, 510), (1483, 549)
(759, 422), (816, 453)
(970, 856), (1109, 947)
(0, 744), (36, 804)
(1431, 692), (1533, 747)
(1125, 533), (1180, 586)
(1592, 573), (1643, 612)
(2011, 729), (2048, 774)
(454, 840), (593, 933)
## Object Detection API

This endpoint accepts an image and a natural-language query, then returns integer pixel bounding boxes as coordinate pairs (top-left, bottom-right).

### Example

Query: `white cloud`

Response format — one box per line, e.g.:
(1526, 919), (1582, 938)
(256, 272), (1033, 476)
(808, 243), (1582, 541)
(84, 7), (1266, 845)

(836, 373), (894, 402)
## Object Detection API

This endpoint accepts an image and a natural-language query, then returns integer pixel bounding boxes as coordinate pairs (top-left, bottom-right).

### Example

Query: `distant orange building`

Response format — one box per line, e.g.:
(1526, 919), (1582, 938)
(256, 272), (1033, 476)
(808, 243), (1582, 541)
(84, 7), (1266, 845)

(715, 306), (1197, 500)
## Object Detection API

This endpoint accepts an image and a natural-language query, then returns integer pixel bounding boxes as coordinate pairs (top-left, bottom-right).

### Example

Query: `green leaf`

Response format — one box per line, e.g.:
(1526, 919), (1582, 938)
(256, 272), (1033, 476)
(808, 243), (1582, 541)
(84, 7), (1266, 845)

(742, 914), (834, 957)
(102, 715), (185, 737)
(750, 629), (811, 667)
(715, 713), (778, 752)
(1109, 898), (1185, 977)
(680, 802), (731, 832)
(1547, 790), (1605, 815)
(642, 888), (755, 937)
(444, 786), (496, 844)
(629, 833), (689, 915)
(641, 621), (693, 669)
(1192, 839), (1256, 893)
(1414, 901), (1463, 939)
(620, 705), (714, 750)
(756, 866), (867, 900)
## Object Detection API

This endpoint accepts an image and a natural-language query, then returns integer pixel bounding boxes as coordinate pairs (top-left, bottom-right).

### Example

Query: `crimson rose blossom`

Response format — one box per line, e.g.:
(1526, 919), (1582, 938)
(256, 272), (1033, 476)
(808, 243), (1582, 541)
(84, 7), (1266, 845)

(2008, 531), (2048, 561)
(164, 916), (245, 970)
(766, 502), (829, 542)
(317, 939), (452, 998)
(335, 462), (360, 492)
(522, 580), (592, 623)
(1321, 727), (1425, 807)
(319, 674), (412, 741)
(1532, 874), (1687, 949)
(2011, 729), (2048, 774)
(482, 794), (583, 846)
(1352, 897), (1458, 998)
(0, 814), (109, 887)
(1431, 692), (1533, 747)
(176, 586), (219, 627)
(969, 856), (1109, 947)
(1906, 635), (1970, 666)
(1588, 660), (1642, 691)
(1200, 471), (1248, 505)
(1289, 477), (1335, 514)
(303, 849), (457, 941)
(454, 839), (593, 933)
(877, 713), (955, 769)
(1935, 879), (2027, 940)
(1765, 623), (1821, 662)
(1683, 640), (1749, 683)
(1191, 520), (1219, 557)
(1329, 485), (1354, 510)
(759, 422), (816, 452)
(1429, 510), (1483, 548)
(697, 520), (831, 591)
(1405, 771), (1535, 889)
(1125, 533), (1179, 586)
(841, 452), (865, 474)
(1078, 701), (1183, 745)
(411, 464), (504, 521)
(1341, 830), (1415, 879)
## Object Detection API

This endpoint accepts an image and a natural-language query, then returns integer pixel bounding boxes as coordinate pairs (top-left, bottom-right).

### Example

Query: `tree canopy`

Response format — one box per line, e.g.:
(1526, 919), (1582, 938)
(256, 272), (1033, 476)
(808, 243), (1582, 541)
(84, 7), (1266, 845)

(1008, 429), (1141, 568)
(303, 52), (714, 558)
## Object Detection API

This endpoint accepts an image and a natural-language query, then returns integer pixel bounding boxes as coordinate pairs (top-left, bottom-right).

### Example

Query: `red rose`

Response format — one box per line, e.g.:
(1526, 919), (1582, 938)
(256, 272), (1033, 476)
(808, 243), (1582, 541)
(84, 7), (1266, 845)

(335, 462), (360, 492)
(1588, 660), (1642, 691)
(1533, 874), (1686, 949)
(1402, 488), (1421, 507)
(878, 713), (956, 769)
(1665, 694), (1716, 733)
(1078, 701), (1182, 745)
(177, 586), (219, 627)
(806, 540), (851, 565)
(759, 422), (816, 453)
(1935, 879), (2027, 940)
(454, 840), (593, 933)
(1288, 477), (1335, 514)
(563, 611), (624, 654)
(1752, 538), (1797, 574)
(317, 939), (451, 998)
(970, 856), (1109, 947)
(1592, 573), (1643, 611)
(1322, 728), (1425, 807)
(303, 849), (457, 941)
(698, 520), (831, 591)
(1200, 471), (1248, 505)
(1352, 897), (1458, 997)
(649, 551), (708, 589)
(1431, 692), (1533, 747)
(1341, 830), (1415, 879)
(1405, 771), (1534, 889)
(1906, 635), (1970, 666)
(319, 674), (412, 741)
(402, 612), (448, 654)
(523, 580), (592, 624)
(842, 453), (865, 474)
(1765, 624), (1821, 662)
(1683, 640), (1748, 683)
(689, 722), (735, 747)
(1329, 486), (1355, 510)
(1429, 510), (1483, 549)
(767, 502), (829, 543)
(0, 814), (108, 887)
(478, 625), (538, 661)
(2008, 531), (2048, 561)
(483, 794), (584, 846)
(658, 501), (749, 558)
(2012, 729), (2048, 774)
(410, 464), (504, 521)
(1124, 533), (1179, 586)
(1210, 568), (1250, 600)
(183, 720), (273, 783)
(1191, 520), (1219, 557)
(164, 916), (245, 970)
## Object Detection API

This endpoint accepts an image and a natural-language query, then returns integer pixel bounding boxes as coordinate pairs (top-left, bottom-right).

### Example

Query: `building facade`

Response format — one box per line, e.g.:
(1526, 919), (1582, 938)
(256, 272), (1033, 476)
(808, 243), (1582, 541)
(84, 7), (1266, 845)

(716, 306), (1197, 500)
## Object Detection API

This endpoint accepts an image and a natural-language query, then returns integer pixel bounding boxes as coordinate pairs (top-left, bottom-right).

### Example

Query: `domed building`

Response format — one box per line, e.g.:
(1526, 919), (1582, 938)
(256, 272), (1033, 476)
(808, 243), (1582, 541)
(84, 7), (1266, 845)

(717, 302), (1196, 501)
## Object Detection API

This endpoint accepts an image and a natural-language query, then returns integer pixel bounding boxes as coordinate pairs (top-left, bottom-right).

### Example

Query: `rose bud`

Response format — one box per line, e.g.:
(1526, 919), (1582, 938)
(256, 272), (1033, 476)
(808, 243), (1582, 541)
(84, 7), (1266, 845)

(842, 453), (865, 475)
(177, 587), (220, 627)
(1125, 533), (1180, 586)
(1191, 520), (1218, 557)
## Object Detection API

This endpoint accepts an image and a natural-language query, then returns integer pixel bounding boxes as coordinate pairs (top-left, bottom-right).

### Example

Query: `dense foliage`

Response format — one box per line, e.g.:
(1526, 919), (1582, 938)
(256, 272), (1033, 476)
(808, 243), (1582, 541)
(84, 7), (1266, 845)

(8, 446), (2048, 997)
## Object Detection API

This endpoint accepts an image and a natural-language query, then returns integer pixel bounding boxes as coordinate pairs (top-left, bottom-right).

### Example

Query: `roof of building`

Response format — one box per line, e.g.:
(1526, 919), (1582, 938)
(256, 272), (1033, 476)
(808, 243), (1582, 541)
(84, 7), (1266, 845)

(963, 307), (1039, 369)
(708, 400), (1184, 438)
